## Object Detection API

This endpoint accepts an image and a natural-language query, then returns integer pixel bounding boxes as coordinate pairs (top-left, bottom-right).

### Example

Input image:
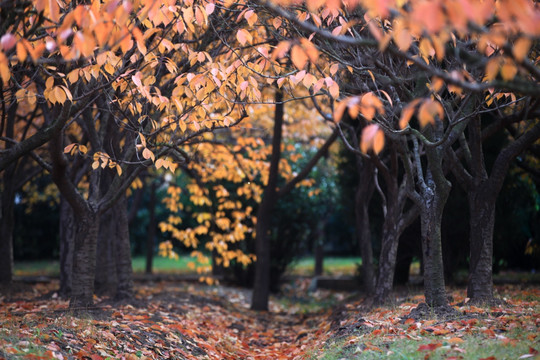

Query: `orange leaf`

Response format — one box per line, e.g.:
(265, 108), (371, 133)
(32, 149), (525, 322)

(236, 29), (252, 46)
(448, 337), (465, 344)
(513, 37), (532, 62)
(290, 45), (308, 70)
(418, 343), (442, 351)
(500, 60), (517, 81)
(418, 99), (443, 127)
(360, 124), (385, 154)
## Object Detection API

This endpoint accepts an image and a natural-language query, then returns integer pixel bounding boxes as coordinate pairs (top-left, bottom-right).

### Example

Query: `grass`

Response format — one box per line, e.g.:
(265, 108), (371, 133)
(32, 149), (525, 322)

(13, 256), (198, 277)
(14, 256), (363, 277)
(286, 256), (362, 276)
(311, 327), (539, 360)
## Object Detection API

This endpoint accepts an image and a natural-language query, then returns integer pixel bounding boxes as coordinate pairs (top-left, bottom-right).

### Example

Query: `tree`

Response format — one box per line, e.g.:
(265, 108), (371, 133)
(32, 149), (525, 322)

(264, 0), (540, 308)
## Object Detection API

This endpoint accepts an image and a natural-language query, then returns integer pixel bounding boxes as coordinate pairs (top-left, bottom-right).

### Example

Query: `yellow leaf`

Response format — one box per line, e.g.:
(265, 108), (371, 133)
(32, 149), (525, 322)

(92, 161), (100, 170)
(116, 164), (122, 176)
(79, 145), (87, 154)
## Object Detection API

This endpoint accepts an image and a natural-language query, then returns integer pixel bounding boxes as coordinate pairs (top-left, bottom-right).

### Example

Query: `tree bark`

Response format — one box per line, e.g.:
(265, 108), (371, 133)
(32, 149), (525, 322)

(95, 205), (118, 296)
(59, 198), (75, 297)
(146, 182), (157, 274)
(251, 91), (283, 311)
(374, 218), (399, 303)
(467, 187), (495, 300)
(114, 194), (133, 300)
(419, 184), (450, 307)
(0, 164), (16, 285)
(355, 156), (375, 294)
(70, 208), (99, 308)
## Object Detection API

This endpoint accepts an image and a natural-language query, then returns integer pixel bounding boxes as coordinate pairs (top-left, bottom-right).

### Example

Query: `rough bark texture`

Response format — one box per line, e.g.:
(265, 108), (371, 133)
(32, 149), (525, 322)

(355, 157), (375, 294)
(251, 92), (283, 311)
(146, 182), (157, 274)
(374, 224), (399, 303)
(467, 188), (495, 300)
(0, 165), (15, 284)
(59, 198), (75, 297)
(70, 209), (99, 308)
(419, 179), (450, 307)
(95, 206), (118, 296)
(114, 195), (133, 300)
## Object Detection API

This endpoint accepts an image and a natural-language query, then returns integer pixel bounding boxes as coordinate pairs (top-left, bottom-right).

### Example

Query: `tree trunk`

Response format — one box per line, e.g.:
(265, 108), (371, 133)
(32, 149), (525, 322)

(59, 198), (75, 297)
(146, 182), (157, 274)
(114, 195), (133, 300)
(355, 157), (375, 293)
(374, 218), (399, 303)
(251, 91), (283, 311)
(314, 243), (324, 277)
(95, 205), (118, 296)
(419, 183), (450, 307)
(70, 209), (99, 308)
(0, 165), (15, 285)
(467, 185), (495, 300)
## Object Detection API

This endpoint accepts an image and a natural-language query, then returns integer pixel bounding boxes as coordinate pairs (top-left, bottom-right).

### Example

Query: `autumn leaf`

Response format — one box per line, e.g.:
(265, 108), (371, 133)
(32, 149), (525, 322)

(360, 124), (385, 154)
(418, 342), (442, 351)
(236, 29), (253, 46)
(512, 37), (532, 62)
(290, 45), (308, 69)
(418, 99), (444, 127)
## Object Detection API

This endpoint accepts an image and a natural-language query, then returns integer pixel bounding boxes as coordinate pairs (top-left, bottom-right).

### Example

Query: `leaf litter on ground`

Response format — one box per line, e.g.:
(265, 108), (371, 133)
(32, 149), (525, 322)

(0, 280), (538, 359)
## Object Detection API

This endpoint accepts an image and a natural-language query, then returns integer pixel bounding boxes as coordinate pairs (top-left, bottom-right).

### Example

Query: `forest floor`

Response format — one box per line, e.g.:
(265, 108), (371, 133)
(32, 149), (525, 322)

(0, 279), (539, 359)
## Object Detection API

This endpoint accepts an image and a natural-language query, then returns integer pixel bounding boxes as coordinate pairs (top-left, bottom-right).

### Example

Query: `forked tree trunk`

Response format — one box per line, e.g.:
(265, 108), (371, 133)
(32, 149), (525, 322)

(59, 198), (75, 297)
(70, 209), (99, 308)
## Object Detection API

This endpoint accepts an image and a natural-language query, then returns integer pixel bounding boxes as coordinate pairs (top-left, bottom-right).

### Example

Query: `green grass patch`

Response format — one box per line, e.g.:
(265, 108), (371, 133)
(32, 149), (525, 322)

(287, 257), (362, 276)
(313, 330), (539, 360)
(14, 256), (364, 277)
(14, 255), (197, 276)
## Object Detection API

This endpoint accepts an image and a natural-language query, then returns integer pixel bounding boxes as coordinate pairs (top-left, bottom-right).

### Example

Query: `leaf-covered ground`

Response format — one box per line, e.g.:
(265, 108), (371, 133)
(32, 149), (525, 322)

(0, 279), (538, 359)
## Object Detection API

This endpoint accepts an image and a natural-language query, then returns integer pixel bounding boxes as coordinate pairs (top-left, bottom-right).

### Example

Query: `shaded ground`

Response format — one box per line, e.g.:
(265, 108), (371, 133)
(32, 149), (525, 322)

(0, 279), (539, 359)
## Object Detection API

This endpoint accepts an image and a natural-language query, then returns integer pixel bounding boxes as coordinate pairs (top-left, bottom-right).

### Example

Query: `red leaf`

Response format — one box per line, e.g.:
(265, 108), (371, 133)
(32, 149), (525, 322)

(418, 343), (442, 351)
